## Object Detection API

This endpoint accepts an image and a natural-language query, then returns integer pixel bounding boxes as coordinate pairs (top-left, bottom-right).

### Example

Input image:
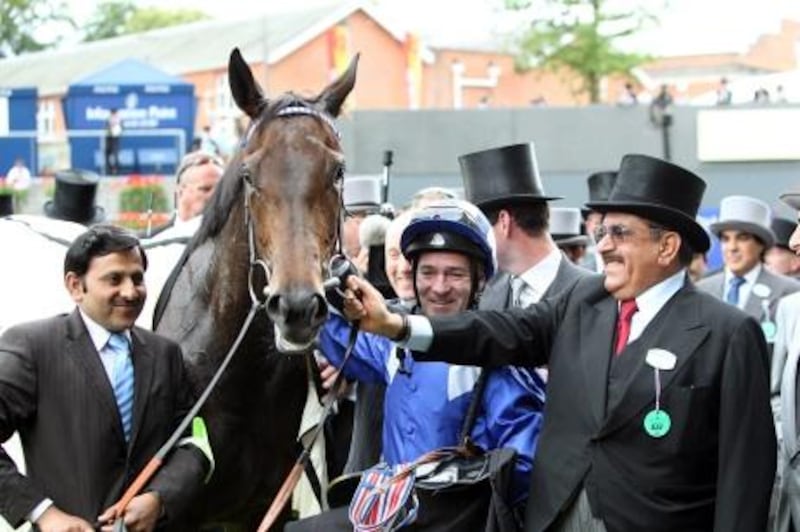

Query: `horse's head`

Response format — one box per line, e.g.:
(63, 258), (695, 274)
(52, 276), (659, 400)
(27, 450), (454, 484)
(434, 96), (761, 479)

(228, 48), (358, 353)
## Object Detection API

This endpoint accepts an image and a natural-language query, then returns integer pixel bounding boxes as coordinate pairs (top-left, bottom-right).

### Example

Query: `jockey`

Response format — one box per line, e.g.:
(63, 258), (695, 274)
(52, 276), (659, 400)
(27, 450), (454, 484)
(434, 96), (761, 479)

(319, 199), (545, 506)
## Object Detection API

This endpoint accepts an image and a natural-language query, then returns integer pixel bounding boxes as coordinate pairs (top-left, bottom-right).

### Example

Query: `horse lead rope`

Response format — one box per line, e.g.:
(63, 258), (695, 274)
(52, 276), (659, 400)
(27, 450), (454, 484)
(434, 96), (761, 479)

(109, 101), (347, 528)
(257, 323), (360, 532)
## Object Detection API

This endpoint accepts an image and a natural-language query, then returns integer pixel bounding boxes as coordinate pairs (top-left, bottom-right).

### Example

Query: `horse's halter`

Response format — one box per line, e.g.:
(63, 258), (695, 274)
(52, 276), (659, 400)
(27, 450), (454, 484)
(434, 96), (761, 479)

(238, 103), (347, 305)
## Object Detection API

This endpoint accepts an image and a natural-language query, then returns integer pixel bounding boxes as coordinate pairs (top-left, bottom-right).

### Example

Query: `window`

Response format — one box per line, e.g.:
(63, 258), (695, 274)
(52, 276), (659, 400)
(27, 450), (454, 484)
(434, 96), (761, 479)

(37, 100), (56, 140)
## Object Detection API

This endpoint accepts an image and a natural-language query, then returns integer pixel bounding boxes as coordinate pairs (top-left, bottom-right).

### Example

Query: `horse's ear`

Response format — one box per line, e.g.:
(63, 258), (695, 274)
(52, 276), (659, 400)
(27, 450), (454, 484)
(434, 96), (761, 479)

(228, 48), (266, 119)
(318, 53), (359, 117)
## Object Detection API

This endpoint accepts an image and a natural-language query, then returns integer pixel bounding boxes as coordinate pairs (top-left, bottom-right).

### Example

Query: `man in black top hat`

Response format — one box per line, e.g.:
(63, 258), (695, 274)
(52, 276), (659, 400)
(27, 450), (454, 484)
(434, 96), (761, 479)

(344, 153), (776, 531)
(580, 171), (618, 273)
(44, 170), (105, 225)
(766, 217), (800, 278)
(458, 143), (588, 312)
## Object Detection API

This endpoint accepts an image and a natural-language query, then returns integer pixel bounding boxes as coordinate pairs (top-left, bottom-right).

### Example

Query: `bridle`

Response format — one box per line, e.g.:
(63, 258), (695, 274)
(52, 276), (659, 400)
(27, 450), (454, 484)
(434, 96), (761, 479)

(108, 103), (355, 525)
(238, 103), (348, 305)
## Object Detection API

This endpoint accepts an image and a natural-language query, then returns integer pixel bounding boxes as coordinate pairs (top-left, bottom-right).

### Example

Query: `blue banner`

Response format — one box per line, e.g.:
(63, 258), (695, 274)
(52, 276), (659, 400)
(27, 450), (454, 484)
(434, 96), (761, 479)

(63, 59), (196, 175)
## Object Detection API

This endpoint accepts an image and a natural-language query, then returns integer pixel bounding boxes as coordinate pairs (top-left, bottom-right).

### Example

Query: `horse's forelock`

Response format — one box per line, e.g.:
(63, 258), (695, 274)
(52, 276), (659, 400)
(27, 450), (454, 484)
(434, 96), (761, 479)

(191, 94), (340, 252)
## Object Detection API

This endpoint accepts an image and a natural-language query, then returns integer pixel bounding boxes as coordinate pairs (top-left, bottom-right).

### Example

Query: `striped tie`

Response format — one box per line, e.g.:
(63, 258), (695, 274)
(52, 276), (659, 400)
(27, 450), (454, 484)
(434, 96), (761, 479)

(108, 333), (134, 443)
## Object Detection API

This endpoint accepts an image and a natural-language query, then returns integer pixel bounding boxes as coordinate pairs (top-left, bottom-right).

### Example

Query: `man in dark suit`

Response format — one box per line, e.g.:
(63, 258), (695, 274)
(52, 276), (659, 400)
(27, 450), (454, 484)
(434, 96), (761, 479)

(458, 143), (587, 312)
(344, 154), (777, 531)
(766, 216), (800, 278)
(0, 225), (209, 530)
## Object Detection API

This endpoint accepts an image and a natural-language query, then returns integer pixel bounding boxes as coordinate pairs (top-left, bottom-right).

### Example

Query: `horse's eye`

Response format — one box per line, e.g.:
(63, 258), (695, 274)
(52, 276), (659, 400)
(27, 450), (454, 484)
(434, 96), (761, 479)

(333, 164), (345, 183)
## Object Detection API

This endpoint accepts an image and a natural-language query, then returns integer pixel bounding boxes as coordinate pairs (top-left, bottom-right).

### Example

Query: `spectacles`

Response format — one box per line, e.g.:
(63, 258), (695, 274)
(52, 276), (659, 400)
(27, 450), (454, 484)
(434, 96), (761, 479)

(594, 223), (666, 244)
(176, 152), (225, 183)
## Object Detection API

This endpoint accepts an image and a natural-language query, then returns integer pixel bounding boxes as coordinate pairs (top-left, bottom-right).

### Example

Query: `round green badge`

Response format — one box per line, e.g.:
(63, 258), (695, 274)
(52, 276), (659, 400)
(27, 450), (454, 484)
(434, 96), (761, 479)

(643, 409), (671, 438)
(761, 321), (777, 342)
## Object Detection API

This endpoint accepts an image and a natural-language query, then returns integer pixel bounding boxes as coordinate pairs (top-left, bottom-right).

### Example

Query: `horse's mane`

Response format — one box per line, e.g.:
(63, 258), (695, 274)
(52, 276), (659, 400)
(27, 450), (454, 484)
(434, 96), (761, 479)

(189, 93), (318, 253)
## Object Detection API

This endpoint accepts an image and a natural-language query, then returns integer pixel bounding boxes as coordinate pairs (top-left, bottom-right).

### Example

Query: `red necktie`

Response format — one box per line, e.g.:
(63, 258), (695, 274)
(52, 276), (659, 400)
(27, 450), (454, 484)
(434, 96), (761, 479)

(614, 299), (639, 356)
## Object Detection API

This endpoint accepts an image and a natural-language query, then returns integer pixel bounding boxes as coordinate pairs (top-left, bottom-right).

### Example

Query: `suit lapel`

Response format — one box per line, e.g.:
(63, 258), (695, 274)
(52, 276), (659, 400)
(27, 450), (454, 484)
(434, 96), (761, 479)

(542, 254), (582, 300)
(65, 311), (123, 437)
(580, 296), (617, 425)
(128, 328), (155, 450)
(598, 287), (709, 438)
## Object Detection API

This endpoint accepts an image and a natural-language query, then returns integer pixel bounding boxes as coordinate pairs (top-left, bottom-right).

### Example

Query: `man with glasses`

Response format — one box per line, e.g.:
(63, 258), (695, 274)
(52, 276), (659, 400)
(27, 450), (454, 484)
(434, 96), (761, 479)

(343, 154), (776, 531)
(146, 151), (224, 239)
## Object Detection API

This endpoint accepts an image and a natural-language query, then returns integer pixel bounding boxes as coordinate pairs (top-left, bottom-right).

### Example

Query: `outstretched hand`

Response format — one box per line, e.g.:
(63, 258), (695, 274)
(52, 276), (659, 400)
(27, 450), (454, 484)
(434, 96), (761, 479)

(343, 276), (404, 339)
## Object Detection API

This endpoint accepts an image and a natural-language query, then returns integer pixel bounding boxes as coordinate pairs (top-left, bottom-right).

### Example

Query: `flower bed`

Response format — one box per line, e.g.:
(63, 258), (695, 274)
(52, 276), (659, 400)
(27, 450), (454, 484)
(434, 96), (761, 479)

(115, 175), (171, 231)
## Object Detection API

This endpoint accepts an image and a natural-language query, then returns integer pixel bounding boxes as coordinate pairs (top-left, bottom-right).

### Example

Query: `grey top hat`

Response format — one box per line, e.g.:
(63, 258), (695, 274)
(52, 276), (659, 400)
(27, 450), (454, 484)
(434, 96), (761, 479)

(343, 175), (382, 214)
(709, 195), (775, 248)
(781, 187), (800, 211)
(44, 169), (106, 225)
(458, 143), (561, 208)
(770, 217), (796, 249)
(550, 207), (589, 247)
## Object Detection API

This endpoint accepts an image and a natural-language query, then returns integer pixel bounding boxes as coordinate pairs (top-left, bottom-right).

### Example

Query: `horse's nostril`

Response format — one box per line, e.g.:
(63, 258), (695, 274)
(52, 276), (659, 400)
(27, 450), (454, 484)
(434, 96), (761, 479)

(266, 291), (327, 328)
(265, 294), (282, 319)
(307, 294), (328, 326)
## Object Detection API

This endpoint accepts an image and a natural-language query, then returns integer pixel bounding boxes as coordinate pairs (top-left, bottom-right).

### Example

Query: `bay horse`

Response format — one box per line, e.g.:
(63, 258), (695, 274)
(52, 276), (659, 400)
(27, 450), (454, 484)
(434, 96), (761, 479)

(152, 48), (358, 529)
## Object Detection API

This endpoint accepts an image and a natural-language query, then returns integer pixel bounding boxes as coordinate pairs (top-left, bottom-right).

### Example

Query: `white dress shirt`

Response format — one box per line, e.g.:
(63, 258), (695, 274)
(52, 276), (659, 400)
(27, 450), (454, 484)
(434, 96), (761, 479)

(404, 269), (688, 352)
(723, 263), (761, 310)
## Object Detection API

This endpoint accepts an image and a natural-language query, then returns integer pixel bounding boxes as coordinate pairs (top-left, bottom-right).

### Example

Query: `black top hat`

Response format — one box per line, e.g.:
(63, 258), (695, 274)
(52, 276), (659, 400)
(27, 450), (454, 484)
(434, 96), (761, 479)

(771, 217), (796, 249)
(458, 143), (561, 208)
(582, 171), (618, 218)
(0, 194), (13, 217)
(587, 171), (618, 202)
(585, 154), (710, 252)
(44, 169), (106, 225)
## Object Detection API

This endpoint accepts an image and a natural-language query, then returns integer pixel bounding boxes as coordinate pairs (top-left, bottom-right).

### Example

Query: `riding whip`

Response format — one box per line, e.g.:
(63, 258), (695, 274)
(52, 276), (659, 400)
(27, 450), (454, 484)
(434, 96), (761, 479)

(106, 303), (261, 529)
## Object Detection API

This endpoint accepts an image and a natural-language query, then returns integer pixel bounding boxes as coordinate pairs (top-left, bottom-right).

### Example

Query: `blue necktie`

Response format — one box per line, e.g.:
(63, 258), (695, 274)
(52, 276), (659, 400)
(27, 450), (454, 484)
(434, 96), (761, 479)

(107, 333), (134, 443)
(726, 276), (746, 306)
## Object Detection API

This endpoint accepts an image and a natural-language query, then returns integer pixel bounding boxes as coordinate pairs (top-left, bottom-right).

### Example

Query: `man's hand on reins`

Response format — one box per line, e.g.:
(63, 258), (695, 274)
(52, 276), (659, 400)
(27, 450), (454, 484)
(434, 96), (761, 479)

(98, 492), (161, 532)
(343, 276), (405, 340)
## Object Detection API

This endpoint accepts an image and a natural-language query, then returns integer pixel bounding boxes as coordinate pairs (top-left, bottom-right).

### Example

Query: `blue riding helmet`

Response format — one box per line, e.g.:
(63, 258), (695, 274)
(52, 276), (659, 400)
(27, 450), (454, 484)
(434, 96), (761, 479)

(401, 199), (497, 280)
